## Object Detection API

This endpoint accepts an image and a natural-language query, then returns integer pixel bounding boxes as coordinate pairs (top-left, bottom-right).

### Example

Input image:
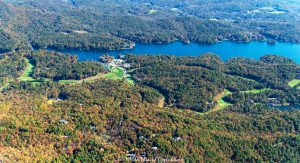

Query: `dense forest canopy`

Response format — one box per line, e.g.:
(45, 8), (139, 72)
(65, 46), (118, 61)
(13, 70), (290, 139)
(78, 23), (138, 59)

(0, 0), (299, 51)
(29, 51), (105, 80)
(127, 54), (300, 112)
(0, 50), (299, 161)
(0, 0), (300, 162)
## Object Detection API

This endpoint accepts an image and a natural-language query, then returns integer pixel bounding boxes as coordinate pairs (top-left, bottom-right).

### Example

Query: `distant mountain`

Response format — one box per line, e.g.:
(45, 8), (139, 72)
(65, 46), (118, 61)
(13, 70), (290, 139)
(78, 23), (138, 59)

(0, 0), (299, 52)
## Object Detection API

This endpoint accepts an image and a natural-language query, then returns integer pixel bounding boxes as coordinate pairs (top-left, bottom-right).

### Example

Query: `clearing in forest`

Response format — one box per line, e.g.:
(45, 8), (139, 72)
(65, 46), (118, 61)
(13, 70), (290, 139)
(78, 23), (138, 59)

(105, 67), (125, 80)
(18, 58), (35, 82)
(203, 87), (271, 115)
(241, 88), (271, 94)
(58, 67), (134, 85)
(18, 58), (47, 85)
(288, 79), (300, 88)
(58, 73), (105, 85)
(207, 89), (233, 114)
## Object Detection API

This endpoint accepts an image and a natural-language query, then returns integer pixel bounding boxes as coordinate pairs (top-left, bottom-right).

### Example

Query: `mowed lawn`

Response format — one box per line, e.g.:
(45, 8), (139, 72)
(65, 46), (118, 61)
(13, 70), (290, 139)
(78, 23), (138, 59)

(18, 58), (35, 82)
(58, 73), (104, 85)
(241, 88), (271, 94)
(125, 74), (135, 85)
(202, 88), (271, 115)
(18, 58), (48, 85)
(217, 89), (233, 108)
(288, 79), (300, 88)
(57, 67), (134, 85)
(105, 67), (125, 80)
(201, 89), (233, 115)
(214, 89), (233, 109)
(58, 80), (80, 85)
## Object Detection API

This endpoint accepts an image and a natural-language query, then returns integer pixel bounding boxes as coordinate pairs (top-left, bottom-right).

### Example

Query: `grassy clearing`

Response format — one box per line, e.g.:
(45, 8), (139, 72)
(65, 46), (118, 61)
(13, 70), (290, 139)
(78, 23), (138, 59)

(1, 58), (47, 90)
(202, 88), (270, 115)
(83, 73), (104, 82)
(214, 89), (233, 110)
(18, 58), (35, 82)
(58, 73), (105, 85)
(125, 74), (134, 85)
(58, 67), (134, 85)
(105, 67), (125, 80)
(127, 69), (136, 73)
(58, 80), (80, 85)
(217, 99), (232, 109)
(17, 58), (49, 86)
(288, 79), (300, 88)
(236, 76), (257, 83)
(105, 67), (135, 85)
(125, 69), (136, 85)
(223, 89), (233, 96)
(202, 88), (271, 115)
(241, 88), (271, 94)
(202, 89), (233, 115)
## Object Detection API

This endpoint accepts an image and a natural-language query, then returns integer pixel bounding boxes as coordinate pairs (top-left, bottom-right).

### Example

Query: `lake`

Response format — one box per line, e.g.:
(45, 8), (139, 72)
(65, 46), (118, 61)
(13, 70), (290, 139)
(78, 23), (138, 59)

(270, 104), (300, 111)
(49, 41), (300, 64)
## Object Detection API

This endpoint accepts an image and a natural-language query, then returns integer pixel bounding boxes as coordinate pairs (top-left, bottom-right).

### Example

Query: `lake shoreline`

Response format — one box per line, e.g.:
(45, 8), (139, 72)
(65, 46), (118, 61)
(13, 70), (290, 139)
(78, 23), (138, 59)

(33, 39), (300, 52)
(34, 40), (300, 64)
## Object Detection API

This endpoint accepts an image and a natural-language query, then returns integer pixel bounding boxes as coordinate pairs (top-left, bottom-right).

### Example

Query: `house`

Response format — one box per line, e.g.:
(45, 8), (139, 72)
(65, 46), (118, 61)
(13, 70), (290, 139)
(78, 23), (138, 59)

(151, 147), (158, 150)
(173, 137), (181, 142)
(99, 54), (113, 63)
(59, 119), (68, 125)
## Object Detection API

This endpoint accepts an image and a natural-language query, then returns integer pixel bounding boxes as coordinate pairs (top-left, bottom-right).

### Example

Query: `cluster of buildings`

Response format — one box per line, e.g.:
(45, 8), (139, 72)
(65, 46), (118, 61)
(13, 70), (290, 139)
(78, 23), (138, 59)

(99, 54), (131, 70)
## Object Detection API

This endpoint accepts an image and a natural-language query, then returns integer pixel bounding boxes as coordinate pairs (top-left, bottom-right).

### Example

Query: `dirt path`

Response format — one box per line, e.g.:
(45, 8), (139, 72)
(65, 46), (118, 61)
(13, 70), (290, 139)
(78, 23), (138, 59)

(213, 92), (224, 101)
(158, 97), (165, 108)
(204, 90), (232, 115)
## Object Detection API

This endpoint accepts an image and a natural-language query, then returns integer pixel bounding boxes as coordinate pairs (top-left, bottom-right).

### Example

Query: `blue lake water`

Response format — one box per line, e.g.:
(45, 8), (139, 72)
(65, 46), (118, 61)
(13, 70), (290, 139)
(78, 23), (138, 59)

(270, 104), (300, 111)
(50, 41), (300, 64)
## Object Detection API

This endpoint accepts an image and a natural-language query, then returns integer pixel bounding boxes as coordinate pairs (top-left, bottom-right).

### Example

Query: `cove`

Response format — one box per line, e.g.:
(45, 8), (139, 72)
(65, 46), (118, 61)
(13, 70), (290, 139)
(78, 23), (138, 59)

(49, 41), (300, 64)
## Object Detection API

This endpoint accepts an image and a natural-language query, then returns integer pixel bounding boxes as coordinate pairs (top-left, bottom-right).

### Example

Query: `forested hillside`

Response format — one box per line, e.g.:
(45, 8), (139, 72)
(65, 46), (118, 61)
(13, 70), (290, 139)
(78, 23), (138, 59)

(0, 52), (26, 87)
(29, 51), (105, 80)
(127, 54), (300, 112)
(0, 0), (300, 162)
(0, 0), (299, 51)
(0, 51), (299, 161)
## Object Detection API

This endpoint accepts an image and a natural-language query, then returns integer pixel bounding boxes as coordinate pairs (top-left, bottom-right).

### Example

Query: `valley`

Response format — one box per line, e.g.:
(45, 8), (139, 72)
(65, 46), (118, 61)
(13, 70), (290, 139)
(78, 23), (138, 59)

(0, 0), (300, 162)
